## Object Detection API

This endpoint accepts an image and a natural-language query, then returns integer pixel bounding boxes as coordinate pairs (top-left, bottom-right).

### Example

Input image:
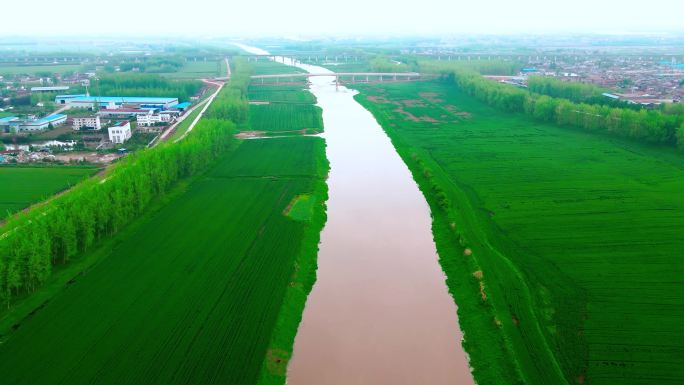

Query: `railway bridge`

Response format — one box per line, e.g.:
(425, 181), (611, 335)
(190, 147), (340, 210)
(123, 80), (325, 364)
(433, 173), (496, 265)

(250, 72), (424, 89)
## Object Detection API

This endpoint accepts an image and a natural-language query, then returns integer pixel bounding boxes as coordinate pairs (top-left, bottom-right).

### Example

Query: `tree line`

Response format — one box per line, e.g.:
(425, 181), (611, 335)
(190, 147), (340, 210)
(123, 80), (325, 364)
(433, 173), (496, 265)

(96, 74), (203, 102)
(449, 71), (684, 148)
(527, 76), (643, 110)
(0, 64), (251, 308)
(205, 58), (251, 125)
(420, 60), (522, 76)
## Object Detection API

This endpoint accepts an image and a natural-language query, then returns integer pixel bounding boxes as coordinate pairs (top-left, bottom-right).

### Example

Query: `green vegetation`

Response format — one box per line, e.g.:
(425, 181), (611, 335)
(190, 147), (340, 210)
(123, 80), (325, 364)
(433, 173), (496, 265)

(0, 57), (328, 385)
(117, 56), (185, 73)
(95, 73), (203, 101)
(160, 60), (225, 79)
(251, 59), (305, 75)
(0, 136), (328, 385)
(0, 116), (234, 308)
(0, 64), (82, 76)
(169, 103), (204, 141)
(205, 58), (251, 124)
(285, 194), (315, 221)
(354, 80), (684, 385)
(420, 59), (522, 76)
(527, 76), (604, 101)
(527, 76), (640, 109)
(370, 55), (411, 72)
(248, 85), (316, 104)
(449, 71), (683, 147)
(0, 165), (98, 216)
(248, 104), (323, 134)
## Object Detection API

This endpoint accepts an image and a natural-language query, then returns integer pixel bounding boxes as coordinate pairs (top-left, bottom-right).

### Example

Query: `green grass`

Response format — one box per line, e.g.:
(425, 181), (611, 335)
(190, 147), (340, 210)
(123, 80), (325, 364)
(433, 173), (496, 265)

(354, 80), (684, 385)
(251, 60), (305, 75)
(169, 104), (204, 141)
(160, 60), (224, 79)
(248, 85), (316, 104)
(0, 165), (99, 216)
(285, 194), (315, 221)
(0, 64), (82, 75)
(0, 136), (328, 385)
(248, 104), (323, 134)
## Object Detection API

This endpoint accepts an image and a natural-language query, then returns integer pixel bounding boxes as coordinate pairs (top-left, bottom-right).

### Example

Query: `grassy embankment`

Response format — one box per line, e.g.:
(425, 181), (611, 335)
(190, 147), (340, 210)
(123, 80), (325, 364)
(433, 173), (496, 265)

(235, 57), (331, 385)
(0, 165), (99, 216)
(159, 60), (225, 79)
(0, 59), (329, 385)
(245, 60), (323, 137)
(353, 80), (684, 385)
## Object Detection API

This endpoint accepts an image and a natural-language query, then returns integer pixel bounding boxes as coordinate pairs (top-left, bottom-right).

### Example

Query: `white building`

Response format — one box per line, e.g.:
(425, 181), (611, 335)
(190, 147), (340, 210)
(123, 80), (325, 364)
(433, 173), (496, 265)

(108, 121), (132, 144)
(137, 113), (172, 127)
(72, 116), (101, 130)
(137, 113), (163, 127)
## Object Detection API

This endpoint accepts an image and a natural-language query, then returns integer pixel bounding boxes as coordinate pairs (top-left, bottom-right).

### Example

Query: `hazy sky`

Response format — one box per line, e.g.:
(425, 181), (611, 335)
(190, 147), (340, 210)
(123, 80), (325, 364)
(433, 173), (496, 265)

(2, 0), (683, 36)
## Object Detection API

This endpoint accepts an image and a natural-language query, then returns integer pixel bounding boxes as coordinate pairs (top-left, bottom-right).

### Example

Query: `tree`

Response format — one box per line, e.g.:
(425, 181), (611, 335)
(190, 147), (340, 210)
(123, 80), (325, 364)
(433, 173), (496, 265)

(676, 124), (684, 151)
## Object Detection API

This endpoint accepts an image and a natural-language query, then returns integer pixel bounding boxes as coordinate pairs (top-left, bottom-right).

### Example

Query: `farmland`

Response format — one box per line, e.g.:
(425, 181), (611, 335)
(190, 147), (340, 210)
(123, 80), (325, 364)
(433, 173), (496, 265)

(0, 165), (99, 216)
(0, 58), (329, 385)
(248, 104), (323, 134)
(251, 59), (306, 75)
(354, 80), (684, 385)
(159, 60), (225, 79)
(245, 59), (323, 136)
(248, 85), (316, 104)
(0, 63), (82, 76)
(0, 136), (328, 385)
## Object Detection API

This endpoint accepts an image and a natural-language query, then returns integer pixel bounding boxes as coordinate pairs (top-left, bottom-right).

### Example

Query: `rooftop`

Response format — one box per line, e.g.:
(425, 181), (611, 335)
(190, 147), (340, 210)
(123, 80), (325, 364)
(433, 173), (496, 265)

(171, 102), (192, 109)
(31, 86), (70, 91)
(112, 120), (131, 127)
(63, 96), (178, 103)
(28, 114), (67, 125)
(0, 116), (19, 124)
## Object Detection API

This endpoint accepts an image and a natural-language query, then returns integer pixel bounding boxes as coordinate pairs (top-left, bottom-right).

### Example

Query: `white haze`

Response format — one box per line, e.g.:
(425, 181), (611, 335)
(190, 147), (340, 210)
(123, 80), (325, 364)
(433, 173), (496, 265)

(2, 0), (683, 36)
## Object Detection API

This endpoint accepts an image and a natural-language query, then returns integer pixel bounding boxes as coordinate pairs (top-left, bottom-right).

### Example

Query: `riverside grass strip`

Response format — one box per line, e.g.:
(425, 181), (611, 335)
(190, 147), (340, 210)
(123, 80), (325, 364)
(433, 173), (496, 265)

(248, 104), (323, 134)
(0, 165), (98, 216)
(0, 137), (328, 385)
(354, 80), (684, 385)
(248, 85), (317, 104)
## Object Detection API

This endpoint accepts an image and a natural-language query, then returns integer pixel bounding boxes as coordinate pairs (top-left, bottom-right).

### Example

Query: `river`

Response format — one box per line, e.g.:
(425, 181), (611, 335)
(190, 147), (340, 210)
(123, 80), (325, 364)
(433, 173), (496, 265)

(235, 44), (474, 385)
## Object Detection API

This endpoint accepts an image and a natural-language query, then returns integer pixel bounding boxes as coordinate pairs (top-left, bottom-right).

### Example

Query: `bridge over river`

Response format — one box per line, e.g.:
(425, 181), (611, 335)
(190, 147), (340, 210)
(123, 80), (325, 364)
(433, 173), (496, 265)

(251, 72), (425, 88)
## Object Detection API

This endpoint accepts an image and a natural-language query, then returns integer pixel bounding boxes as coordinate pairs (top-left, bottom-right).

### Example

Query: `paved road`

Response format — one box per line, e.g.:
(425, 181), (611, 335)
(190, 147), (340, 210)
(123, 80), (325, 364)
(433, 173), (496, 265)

(154, 58), (230, 146)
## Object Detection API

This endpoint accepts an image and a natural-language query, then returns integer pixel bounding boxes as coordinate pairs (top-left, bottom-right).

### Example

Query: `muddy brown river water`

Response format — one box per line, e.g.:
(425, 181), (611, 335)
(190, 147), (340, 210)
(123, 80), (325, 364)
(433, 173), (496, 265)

(236, 44), (475, 385)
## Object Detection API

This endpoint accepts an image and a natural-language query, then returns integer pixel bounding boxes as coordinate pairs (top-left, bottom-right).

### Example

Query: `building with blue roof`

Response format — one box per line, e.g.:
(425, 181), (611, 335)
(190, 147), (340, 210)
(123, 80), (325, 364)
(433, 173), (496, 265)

(20, 114), (68, 131)
(55, 95), (179, 110)
(171, 102), (192, 111)
(0, 116), (19, 124)
(0, 116), (20, 133)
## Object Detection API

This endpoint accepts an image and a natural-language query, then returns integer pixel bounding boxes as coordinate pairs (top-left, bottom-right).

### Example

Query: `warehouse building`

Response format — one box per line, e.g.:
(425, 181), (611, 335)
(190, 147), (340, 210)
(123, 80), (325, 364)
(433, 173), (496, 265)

(55, 95), (179, 110)
(31, 86), (70, 93)
(19, 114), (67, 131)
(0, 116), (21, 133)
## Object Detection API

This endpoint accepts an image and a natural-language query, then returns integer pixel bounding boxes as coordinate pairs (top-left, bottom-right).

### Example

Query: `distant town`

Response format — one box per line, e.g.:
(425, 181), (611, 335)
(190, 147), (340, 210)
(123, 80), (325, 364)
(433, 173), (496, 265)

(0, 47), (222, 164)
